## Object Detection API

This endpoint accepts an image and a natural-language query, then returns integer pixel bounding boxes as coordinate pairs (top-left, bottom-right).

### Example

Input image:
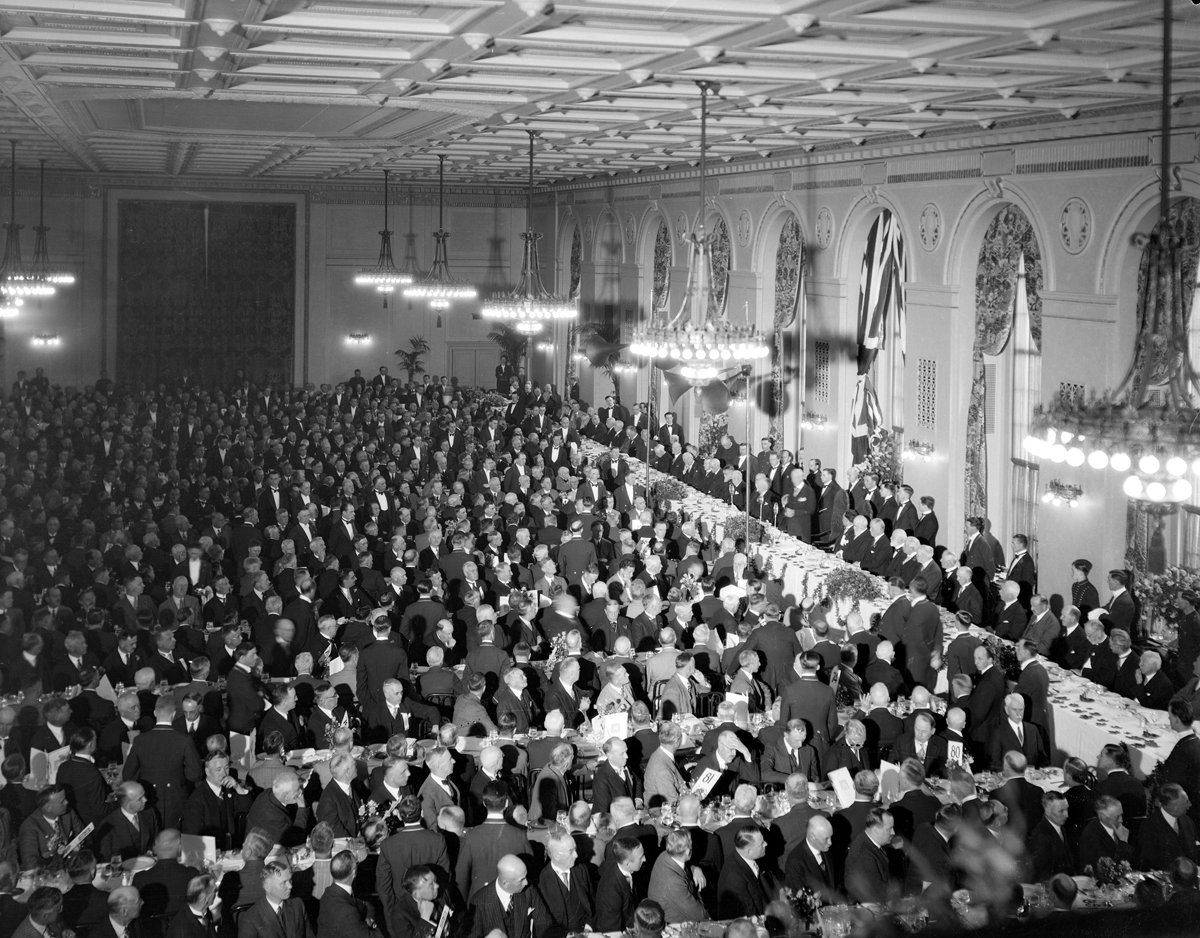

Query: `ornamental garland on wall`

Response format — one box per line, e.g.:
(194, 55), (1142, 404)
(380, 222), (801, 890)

(772, 214), (804, 442)
(708, 215), (731, 321)
(652, 220), (671, 312)
(569, 225), (582, 299)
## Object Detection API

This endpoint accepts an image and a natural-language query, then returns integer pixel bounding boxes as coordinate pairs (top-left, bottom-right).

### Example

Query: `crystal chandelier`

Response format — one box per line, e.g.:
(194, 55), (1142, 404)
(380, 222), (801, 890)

(0, 141), (51, 305)
(628, 82), (769, 375)
(1027, 0), (1194, 505)
(404, 155), (477, 310)
(481, 131), (577, 333)
(28, 159), (73, 288)
(355, 168), (412, 307)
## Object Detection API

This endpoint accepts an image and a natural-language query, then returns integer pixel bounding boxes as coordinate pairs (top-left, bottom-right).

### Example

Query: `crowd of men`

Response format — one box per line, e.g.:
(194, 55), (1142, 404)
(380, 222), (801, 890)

(0, 364), (1196, 938)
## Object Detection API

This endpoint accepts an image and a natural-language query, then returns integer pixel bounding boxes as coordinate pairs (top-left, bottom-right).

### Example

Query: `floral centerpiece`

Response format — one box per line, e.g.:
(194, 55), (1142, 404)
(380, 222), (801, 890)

(652, 476), (689, 509)
(852, 426), (903, 485)
(1088, 856), (1133, 887)
(984, 637), (1021, 682)
(359, 796), (406, 836)
(1138, 564), (1200, 629)
(725, 515), (766, 545)
(819, 566), (886, 624)
(549, 632), (571, 664)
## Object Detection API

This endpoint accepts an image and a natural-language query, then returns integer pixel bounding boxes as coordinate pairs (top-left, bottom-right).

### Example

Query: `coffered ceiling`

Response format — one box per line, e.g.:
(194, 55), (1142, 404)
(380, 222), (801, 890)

(0, 0), (1187, 183)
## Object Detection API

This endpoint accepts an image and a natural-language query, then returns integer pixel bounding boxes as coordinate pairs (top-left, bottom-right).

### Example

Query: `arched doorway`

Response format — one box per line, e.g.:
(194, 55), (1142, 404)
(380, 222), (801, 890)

(966, 204), (1045, 553)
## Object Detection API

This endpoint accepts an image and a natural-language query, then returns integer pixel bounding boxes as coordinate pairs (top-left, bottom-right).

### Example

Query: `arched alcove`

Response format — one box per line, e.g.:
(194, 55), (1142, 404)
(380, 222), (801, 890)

(966, 204), (1045, 552)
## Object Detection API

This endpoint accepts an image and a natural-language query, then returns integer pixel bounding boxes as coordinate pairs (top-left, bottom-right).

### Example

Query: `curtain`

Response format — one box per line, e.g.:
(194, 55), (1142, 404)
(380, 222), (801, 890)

(117, 201), (295, 386)
(965, 206), (1045, 518)
(851, 211), (906, 463)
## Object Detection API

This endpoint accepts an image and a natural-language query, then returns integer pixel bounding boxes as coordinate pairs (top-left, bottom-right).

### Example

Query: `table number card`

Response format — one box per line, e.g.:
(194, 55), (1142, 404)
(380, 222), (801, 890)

(691, 767), (723, 799)
(947, 741), (964, 766)
(827, 767), (856, 809)
(879, 760), (901, 804)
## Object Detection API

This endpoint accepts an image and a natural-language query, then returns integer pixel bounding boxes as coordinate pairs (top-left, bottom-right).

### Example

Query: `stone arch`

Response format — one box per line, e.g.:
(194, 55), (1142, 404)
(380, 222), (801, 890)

(592, 206), (624, 266)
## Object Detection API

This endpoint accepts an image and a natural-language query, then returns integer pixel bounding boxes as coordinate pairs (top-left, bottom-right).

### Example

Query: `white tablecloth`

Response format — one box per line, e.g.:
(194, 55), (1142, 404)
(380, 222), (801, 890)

(583, 442), (1177, 775)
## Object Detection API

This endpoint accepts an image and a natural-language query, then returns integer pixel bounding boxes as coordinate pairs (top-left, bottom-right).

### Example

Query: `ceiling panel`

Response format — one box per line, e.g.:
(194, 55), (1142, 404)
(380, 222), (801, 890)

(0, 0), (1176, 180)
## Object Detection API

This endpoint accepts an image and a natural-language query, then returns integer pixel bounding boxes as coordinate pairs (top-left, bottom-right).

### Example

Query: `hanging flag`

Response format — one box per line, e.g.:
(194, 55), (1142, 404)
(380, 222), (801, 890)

(850, 375), (884, 464)
(855, 211), (907, 375)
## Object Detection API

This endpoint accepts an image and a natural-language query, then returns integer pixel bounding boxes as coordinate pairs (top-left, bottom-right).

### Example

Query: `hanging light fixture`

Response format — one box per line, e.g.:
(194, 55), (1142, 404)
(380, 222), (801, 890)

(404, 155), (477, 310)
(481, 131), (577, 333)
(0, 141), (50, 305)
(28, 159), (73, 288)
(355, 168), (411, 307)
(400, 183), (420, 310)
(628, 82), (770, 369)
(1029, 0), (1194, 505)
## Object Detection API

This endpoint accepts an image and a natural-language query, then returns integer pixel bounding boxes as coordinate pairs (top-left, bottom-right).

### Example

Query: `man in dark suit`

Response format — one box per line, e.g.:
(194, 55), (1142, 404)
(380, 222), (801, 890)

(377, 795), (450, 934)
(898, 578), (942, 690)
(1053, 606), (1092, 670)
(55, 728), (111, 827)
(595, 836), (646, 932)
(259, 684), (303, 754)
(316, 752), (363, 839)
(864, 643), (905, 701)
(182, 750), (253, 850)
(761, 720), (820, 785)
(967, 645), (1005, 763)
(318, 852), (380, 938)
(1163, 699), (1200, 828)
(777, 652), (839, 756)
(991, 751), (1044, 838)
(716, 825), (770, 919)
(97, 781), (161, 860)
(647, 829), (707, 924)
(17, 785), (84, 869)
(1080, 615), (1118, 689)
(961, 518), (995, 582)
(538, 829), (596, 937)
(783, 815), (840, 906)
(172, 693), (223, 759)
(989, 694), (1047, 770)
(993, 580), (1028, 641)
(1078, 796), (1134, 872)
(890, 714), (950, 779)
(824, 719), (875, 778)
(165, 873), (221, 938)
(93, 886), (144, 938)
(888, 759), (943, 846)
(455, 784), (531, 901)
(855, 684), (904, 762)
(844, 807), (896, 905)
(1139, 783), (1198, 870)
(358, 618), (411, 718)
(1104, 570), (1138, 641)
(246, 769), (310, 849)
(123, 695), (203, 830)
(1028, 792), (1075, 882)
(132, 829), (203, 926)
(468, 854), (549, 938)
(592, 737), (641, 814)
(740, 615), (802, 697)
(237, 858), (313, 938)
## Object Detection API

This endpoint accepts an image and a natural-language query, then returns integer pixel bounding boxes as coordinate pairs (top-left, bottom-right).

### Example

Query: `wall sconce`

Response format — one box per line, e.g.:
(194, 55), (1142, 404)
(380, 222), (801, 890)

(347, 333), (371, 344)
(536, 342), (553, 352)
(1042, 479), (1082, 508)
(612, 362), (638, 375)
(800, 412), (827, 430)
(0, 298), (22, 318)
(31, 334), (60, 347)
(572, 352), (585, 362)
(903, 439), (935, 462)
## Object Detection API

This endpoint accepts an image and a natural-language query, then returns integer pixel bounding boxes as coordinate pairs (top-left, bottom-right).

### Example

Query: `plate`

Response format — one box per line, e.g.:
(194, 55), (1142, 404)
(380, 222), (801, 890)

(122, 857), (155, 872)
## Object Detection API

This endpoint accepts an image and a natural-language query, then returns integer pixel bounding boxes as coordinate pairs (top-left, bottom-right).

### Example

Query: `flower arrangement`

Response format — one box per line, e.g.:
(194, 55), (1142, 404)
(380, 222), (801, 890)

(725, 515), (766, 545)
(652, 476), (689, 508)
(676, 573), (701, 604)
(549, 632), (571, 663)
(819, 566), (886, 606)
(1138, 564), (1200, 626)
(358, 797), (406, 836)
(852, 426), (903, 485)
(780, 885), (822, 930)
(1088, 856), (1133, 887)
(984, 637), (1021, 682)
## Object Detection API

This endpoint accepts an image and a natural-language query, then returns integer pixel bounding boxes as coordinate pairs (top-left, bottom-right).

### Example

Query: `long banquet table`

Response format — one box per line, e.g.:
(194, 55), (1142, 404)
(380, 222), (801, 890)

(590, 443), (1186, 777)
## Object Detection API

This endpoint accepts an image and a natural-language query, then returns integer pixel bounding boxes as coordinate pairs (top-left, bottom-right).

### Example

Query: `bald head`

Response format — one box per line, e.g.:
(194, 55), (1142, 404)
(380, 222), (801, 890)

(496, 855), (528, 894)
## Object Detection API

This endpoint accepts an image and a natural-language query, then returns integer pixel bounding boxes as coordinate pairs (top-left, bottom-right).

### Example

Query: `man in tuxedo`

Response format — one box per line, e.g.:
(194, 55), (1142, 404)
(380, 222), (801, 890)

(538, 829), (596, 937)
(1104, 569), (1138, 640)
(468, 854), (548, 938)
(238, 859), (313, 938)
(1163, 699), (1200, 829)
(182, 751), (253, 849)
(1079, 613), (1118, 688)
(1053, 606), (1091, 671)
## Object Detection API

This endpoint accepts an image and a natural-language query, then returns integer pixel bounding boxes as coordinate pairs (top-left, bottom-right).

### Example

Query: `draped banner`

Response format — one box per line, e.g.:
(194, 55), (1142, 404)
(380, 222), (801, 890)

(851, 211), (906, 463)
(772, 215), (804, 442)
(965, 206), (1045, 519)
(117, 201), (295, 386)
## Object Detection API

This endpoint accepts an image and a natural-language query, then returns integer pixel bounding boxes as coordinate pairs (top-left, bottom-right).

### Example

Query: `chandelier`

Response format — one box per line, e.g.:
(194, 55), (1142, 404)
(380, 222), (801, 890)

(1027, 0), (1194, 505)
(28, 160), (73, 288)
(354, 168), (412, 307)
(628, 82), (769, 373)
(404, 155), (477, 309)
(481, 131), (577, 333)
(0, 141), (50, 304)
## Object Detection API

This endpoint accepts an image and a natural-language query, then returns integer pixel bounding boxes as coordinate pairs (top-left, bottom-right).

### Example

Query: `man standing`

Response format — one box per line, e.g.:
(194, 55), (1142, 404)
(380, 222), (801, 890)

(123, 696), (202, 830)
